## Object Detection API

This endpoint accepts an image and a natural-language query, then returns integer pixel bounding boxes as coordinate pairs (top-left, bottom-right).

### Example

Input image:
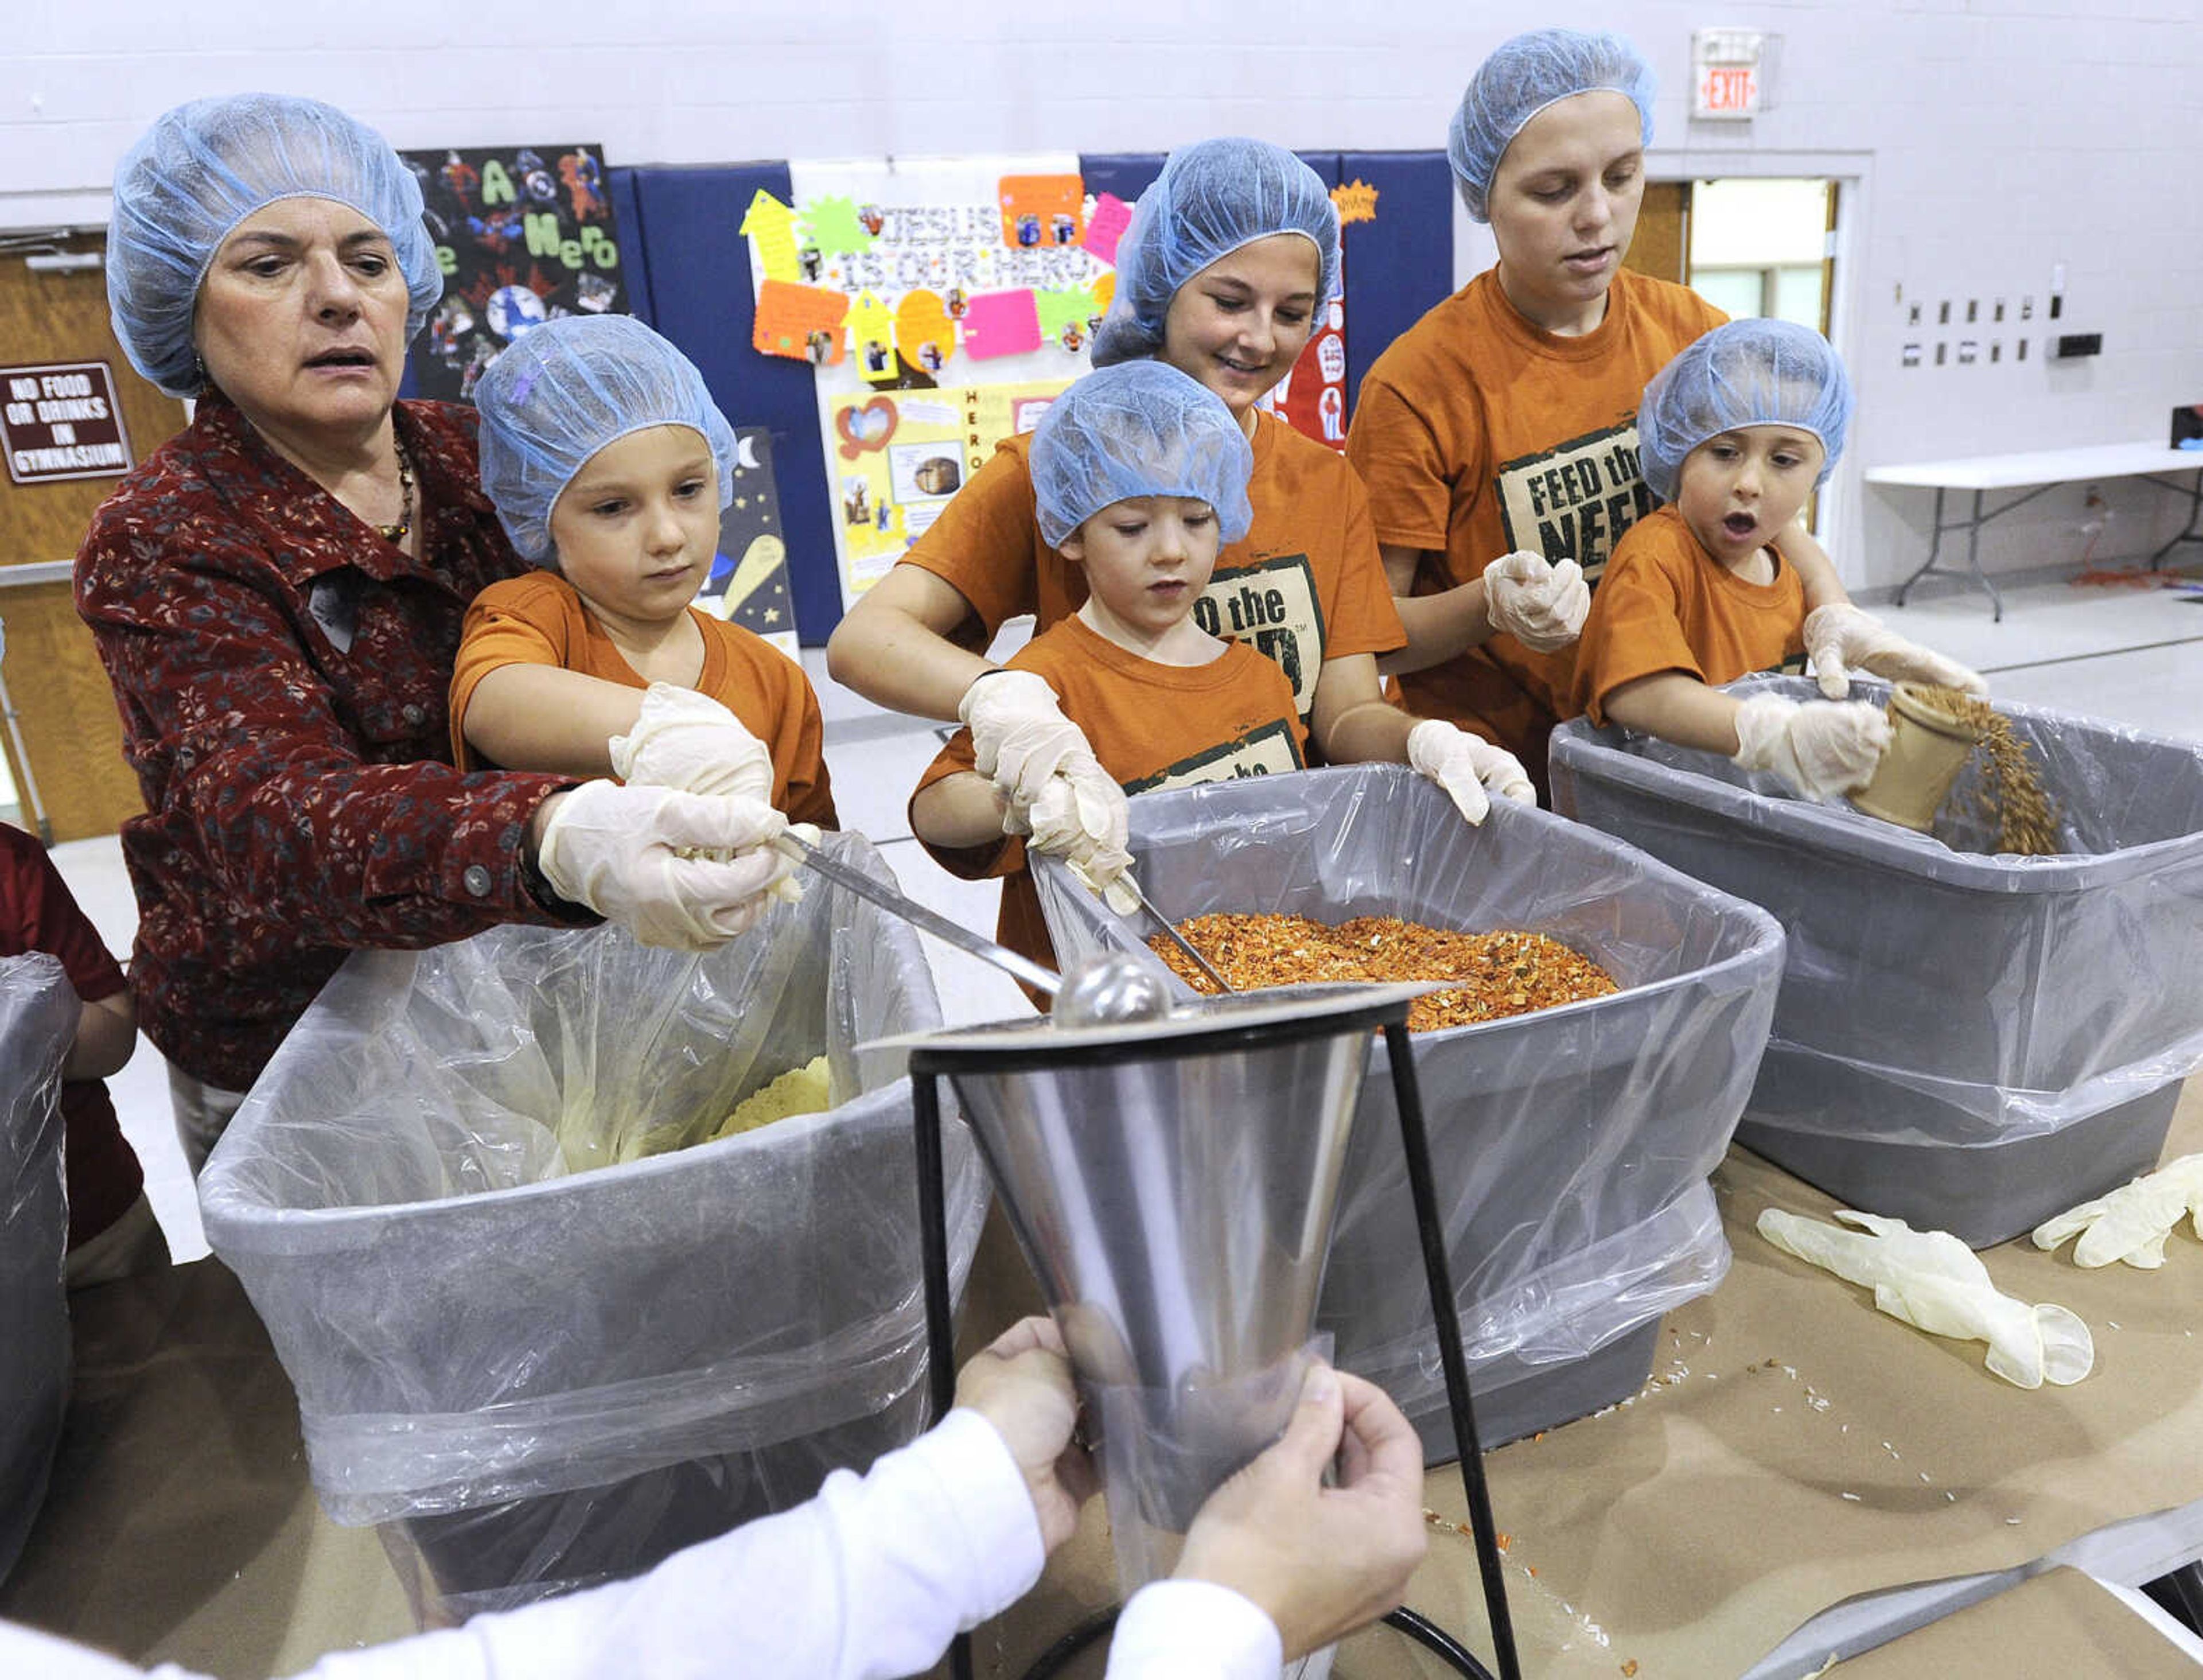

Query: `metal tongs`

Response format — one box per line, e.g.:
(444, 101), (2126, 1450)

(1117, 874), (1234, 995)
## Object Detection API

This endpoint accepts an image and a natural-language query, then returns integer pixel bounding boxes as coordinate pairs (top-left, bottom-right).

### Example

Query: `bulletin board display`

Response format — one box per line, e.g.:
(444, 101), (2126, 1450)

(400, 142), (625, 402)
(744, 155), (1110, 609)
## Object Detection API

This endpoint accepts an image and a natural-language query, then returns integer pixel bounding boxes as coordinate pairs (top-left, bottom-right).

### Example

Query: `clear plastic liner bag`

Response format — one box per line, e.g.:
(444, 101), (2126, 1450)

(0, 954), (81, 1584)
(1551, 677), (2203, 1245)
(1036, 766), (1785, 1456)
(199, 833), (988, 1620)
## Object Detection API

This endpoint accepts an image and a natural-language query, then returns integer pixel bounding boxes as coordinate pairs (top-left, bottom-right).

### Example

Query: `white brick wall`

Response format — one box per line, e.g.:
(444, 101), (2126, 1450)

(7, 0), (2200, 588)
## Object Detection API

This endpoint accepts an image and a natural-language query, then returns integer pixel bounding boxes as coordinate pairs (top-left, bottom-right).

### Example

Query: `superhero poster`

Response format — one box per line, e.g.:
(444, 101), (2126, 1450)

(401, 143), (624, 402)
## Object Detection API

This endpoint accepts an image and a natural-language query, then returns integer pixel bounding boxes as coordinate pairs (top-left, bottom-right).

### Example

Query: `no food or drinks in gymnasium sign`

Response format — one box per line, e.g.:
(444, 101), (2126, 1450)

(2, 361), (134, 486)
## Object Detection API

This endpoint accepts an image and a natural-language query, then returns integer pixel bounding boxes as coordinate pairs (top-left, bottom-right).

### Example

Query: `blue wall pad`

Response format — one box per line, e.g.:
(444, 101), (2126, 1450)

(605, 165), (656, 327)
(1338, 151), (1455, 414)
(626, 162), (845, 645)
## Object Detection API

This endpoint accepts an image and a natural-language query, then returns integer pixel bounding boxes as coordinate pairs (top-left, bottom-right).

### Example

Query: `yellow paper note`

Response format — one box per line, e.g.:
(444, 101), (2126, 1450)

(847, 290), (901, 383)
(741, 188), (802, 284)
(894, 290), (957, 375)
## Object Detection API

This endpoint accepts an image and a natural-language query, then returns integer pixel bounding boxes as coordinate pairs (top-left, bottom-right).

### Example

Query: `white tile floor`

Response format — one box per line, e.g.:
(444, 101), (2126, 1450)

(47, 571), (2203, 1265)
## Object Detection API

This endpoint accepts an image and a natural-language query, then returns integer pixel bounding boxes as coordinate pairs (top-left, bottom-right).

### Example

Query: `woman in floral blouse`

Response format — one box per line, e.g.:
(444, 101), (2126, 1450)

(77, 94), (795, 1168)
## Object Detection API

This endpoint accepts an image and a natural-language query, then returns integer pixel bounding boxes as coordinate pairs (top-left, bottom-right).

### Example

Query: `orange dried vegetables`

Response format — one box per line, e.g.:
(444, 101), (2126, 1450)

(1146, 912), (1618, 1032)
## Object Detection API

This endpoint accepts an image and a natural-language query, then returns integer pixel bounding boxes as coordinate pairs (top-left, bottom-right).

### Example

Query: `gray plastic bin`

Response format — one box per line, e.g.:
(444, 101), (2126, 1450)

(0, 955), (79, 1584)
(1550, 675), (2203, 1246)
(200, 833), (989, 1623)
(1036, 765), (1785, 1460)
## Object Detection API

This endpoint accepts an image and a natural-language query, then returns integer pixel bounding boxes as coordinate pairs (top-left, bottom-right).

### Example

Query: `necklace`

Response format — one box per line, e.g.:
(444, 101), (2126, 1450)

(376, 440), (415, 545)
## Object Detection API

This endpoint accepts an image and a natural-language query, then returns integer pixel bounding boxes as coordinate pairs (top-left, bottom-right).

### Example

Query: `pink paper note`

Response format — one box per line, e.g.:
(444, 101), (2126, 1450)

(959, 290), (1043, 360)
(1082, 193), (1132, 265)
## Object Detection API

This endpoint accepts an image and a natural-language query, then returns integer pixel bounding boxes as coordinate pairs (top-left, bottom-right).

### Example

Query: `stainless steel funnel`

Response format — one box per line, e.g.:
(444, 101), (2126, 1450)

(884, 982), (1429, 1530)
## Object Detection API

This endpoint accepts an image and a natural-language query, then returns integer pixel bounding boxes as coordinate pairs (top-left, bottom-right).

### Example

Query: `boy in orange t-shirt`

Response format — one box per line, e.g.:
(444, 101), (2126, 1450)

(453, 314), (835, 830)
(1575, 320), (1979, 800)
(913, 363), (1536, 985)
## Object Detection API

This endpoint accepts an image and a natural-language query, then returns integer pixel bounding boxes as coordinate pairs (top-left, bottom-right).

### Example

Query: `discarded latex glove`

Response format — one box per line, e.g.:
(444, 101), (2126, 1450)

(1406, 718), (1536, 825)
(1731, 693), (1890, 802)
(1484, 551), (1589, 652)
(1026, 758), (1139, 914)
(2032, 1153), (2203, 1269)
(609, 682), (774, 802)
(1804, 603), (1988, 700)
(1757, 1207), (2093, 1390)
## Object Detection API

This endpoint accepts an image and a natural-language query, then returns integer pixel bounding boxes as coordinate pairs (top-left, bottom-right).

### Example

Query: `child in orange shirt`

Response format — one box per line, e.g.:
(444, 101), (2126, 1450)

(910, 363), (1308, 978)
(453, 314), (835, 829)
(1575, 320), (1980, 800)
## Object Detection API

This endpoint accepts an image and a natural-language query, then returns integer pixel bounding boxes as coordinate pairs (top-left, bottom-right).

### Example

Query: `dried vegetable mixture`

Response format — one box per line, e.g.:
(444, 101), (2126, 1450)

(1147, 913), (1618, 1033)
(1911, 684), (2062, 855)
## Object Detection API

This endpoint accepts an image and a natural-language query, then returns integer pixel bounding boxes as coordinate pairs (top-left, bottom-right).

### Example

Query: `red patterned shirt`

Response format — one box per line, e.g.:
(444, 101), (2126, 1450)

(75, 393), (578, 1092)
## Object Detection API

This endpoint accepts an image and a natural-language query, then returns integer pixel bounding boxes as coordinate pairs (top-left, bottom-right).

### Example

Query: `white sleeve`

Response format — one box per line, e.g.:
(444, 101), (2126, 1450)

(102, 1407), (1042, 1680)
(1105, 1579), (1285, 1680)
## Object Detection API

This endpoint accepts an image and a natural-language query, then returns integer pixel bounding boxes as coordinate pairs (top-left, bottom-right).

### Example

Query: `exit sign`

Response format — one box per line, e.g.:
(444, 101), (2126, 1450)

(1693, 29), (1766, 120)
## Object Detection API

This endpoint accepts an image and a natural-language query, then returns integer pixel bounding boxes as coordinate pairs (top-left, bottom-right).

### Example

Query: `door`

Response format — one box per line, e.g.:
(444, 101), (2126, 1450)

(1624, 181), (1692, 285)
(0, 230), (187, 840)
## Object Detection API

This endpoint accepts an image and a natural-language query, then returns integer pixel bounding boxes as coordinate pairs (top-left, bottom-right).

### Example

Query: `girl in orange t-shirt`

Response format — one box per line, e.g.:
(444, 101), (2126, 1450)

(1347, 29), (1882, 781)
(831, 137), (1532, 831)
(454, 315), (835, 830)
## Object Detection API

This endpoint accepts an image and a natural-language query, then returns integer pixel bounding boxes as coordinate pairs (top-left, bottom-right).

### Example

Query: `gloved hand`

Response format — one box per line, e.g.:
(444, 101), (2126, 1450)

(1025, 757), (1139, 914)
(1758, 1207), (2094, 1390)
(609, 682), (774, 802)
(536, 780), (794, 950)
(1804, 603), (1988, 700)
(1483, 551), (1589, 653)
(2032, 1153), (2203, 1269)
(1406, 718), (1536, 826)
(1730, 693), (1890, 802)
(960, 670), (1101, 821)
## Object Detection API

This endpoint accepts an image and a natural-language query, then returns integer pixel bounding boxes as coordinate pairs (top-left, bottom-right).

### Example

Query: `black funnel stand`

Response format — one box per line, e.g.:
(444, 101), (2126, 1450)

(909, 1009), (1521, 1680)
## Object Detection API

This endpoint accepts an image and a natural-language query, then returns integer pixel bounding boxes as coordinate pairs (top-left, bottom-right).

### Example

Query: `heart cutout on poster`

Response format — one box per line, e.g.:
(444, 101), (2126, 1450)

(836, 398), (898, 458)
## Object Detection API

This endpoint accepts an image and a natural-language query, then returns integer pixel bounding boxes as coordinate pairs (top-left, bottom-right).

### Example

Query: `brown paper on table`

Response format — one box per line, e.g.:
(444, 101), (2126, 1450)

(1830, 1566), (2196, 1677)
(966, 1078), (2203, 1679)
(0, 1258), (414, 1679)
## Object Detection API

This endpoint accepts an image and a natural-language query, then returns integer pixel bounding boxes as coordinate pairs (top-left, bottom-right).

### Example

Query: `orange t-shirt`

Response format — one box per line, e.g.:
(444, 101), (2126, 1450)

(449, 571), (837, 827)
(912, 614), (1307, 979)
(898, 409), (1403, 733)
(1573, 505), (1810, 726)
(1346, 266), (1726, 767)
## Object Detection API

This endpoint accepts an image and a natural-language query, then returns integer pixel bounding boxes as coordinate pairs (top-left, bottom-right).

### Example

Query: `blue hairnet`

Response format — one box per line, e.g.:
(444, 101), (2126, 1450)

(1090, 138), (1341, 368)
(107, 94), (443, 396)
(1637, 320), (1854, 503)
(1028, 361), (1255, 550)
(474, 313), (739, 565)
(1447, 30), (1657, 222)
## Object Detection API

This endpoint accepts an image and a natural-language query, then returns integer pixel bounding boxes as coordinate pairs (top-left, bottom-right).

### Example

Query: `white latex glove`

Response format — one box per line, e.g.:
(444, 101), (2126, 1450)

(536, 780), (795, 950)
(609, 682), (774, 802)
(1406, 718), (1535, 826)
(1758, 1207), (2094, 1390)
(1483, 551), (1589, 653)
(2032, 1153), (2203, 1269)
(1804, 603), (1988, 701)
(1025, 758), (1139, 914)
(959, 670), (1101, 819)
(1730, 693), (1890, 802)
